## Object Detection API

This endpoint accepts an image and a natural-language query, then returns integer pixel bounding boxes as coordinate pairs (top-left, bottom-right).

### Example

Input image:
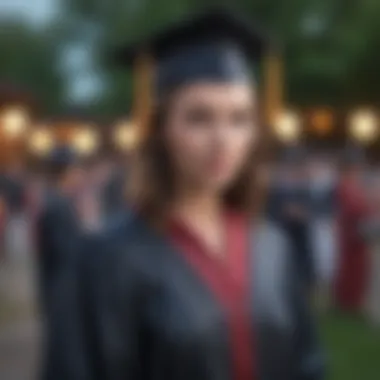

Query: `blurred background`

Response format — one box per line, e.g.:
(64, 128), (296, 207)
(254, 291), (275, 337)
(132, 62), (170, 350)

(1, 1), (380, 379)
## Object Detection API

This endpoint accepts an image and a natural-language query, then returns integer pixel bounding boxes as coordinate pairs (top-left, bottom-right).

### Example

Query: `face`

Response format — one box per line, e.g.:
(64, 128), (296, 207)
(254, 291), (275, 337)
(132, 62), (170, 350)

(164, 83), (257, 193)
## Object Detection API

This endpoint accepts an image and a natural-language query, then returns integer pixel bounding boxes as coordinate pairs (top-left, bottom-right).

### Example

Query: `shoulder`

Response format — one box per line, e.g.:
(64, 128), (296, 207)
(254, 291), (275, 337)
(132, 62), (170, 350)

(79, 213), (160, 291)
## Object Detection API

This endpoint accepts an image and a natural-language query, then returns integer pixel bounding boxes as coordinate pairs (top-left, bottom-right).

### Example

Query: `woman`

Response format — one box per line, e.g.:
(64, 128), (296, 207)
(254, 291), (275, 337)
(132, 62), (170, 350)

(46, 10), (324, 380)
(335, 150), (369, 313)
(308, 155), (337, 309)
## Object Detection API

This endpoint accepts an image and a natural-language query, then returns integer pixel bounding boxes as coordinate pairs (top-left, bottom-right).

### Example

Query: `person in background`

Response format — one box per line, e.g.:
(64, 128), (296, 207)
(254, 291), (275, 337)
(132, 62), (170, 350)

(26, 173), (46, 251)
(45, 9), (324, 380)
(0, 160), (29, 262)
(101, 154), (129, 223)
(361, 175), (380, 327)
(308, 153), (338, 310)
(75, 157), (106, 232)
(36, 145), (82, 314)
(267, 148), (315, 292)
(36, 146), (86, 380)
(0, 192), (6, 259)
(334, 148), (370, 314)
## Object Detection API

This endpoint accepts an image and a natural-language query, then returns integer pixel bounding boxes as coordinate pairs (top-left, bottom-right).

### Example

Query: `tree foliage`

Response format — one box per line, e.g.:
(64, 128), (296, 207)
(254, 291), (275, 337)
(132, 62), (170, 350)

(0, 21), (64, 113)
(3, 0), (380, 114)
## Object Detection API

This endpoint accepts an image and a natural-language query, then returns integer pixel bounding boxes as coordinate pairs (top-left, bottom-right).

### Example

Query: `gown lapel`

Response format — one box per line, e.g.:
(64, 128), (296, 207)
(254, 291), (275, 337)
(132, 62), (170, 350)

(168, 212), (256, 380)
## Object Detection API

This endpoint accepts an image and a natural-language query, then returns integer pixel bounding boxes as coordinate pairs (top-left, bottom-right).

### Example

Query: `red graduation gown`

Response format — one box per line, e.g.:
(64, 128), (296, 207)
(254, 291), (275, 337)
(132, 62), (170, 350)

(168, 211), (256, 380)
(335, 179), (369, 312)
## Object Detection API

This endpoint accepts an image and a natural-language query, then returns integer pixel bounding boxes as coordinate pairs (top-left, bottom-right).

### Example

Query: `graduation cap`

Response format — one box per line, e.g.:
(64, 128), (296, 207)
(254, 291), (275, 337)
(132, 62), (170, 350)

(114, 7), (283, 138)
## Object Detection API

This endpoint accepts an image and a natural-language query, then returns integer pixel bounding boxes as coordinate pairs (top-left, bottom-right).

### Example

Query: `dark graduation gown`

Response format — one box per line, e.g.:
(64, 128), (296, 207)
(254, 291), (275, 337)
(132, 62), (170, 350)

(36, 190), (80, 312)
(267, 184), (314, 289)
(44, 212), (324, 380)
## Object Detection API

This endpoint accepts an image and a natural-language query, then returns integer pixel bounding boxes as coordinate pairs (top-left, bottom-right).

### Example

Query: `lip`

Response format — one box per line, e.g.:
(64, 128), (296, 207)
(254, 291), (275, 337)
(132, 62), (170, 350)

(205, 157), (231, 177)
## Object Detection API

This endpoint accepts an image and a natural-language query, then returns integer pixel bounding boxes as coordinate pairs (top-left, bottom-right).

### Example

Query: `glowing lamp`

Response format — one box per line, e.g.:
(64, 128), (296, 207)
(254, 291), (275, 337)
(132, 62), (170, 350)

(1, 106), (30, 138)
(310, 109), (333, 135)
(349, 110), (377, 144)
(113, 121), (139, 151)
(273, 111), (301, 143)
(72, 128), (99, 155)
(29, 128), (54, 156)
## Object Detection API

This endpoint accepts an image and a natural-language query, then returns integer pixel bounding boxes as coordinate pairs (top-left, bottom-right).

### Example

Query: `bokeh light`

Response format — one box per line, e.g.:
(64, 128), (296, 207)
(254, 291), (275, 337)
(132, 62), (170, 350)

(349, 109), (378, 143)
(72, 127), (99, 156)
(1, 106), (30, 138)
(310, 108), (334, 135)
(113, 120), (139, 151)
(273, 110), (302, 143)
(29, 128), (54, 156)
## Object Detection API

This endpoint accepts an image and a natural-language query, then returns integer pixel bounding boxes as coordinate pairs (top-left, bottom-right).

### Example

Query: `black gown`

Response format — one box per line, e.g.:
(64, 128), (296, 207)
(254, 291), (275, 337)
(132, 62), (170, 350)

(44, 212), (325, 380)
(267, 184), (314, 289)
(37, 190), (80, 311)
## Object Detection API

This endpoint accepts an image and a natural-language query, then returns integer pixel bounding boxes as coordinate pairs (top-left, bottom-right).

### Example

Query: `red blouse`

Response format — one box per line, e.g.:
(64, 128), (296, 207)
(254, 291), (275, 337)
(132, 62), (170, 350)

(168, 210), (256, 380)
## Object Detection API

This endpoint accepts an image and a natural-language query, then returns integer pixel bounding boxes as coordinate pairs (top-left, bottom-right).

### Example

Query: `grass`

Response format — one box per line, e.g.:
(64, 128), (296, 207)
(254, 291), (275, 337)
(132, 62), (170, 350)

(321, 313), (380, 380)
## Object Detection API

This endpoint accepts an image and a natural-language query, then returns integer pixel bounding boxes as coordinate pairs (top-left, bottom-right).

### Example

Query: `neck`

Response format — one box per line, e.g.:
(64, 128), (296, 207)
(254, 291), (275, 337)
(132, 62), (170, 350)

(170, 186), (222, 223)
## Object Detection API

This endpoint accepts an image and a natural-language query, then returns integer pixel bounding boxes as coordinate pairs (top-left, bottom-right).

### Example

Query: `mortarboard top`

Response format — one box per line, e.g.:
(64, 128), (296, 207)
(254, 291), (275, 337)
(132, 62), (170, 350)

(113, 7), (283, 138)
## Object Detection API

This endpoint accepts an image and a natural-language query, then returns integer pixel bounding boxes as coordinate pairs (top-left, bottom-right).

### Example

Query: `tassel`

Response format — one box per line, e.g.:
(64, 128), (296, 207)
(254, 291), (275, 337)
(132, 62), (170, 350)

(263, 51), (283, 127)
(132, 53), (155, 144)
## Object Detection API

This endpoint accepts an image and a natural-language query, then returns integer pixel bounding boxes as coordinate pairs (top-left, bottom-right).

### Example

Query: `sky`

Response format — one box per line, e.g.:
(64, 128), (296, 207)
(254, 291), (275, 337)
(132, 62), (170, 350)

(0, 0), (58, 26)
(0, 0), (103, 104)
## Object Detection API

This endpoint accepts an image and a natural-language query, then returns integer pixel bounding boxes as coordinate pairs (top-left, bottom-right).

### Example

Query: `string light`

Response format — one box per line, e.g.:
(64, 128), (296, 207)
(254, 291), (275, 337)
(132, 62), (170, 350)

(273, 110), (301, 143)
(1, 106), (30, 138)
(72, 127), (99, 155)
(29, 128), (54, 156)
(349, 109), (378, 144)
(310, 108), (334, 135)
(113, 120), (139, 151)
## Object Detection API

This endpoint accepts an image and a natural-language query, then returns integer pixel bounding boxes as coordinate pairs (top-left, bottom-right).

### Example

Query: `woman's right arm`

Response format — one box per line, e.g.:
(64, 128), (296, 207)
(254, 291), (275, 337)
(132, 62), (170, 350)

(43, 230), (145, 380)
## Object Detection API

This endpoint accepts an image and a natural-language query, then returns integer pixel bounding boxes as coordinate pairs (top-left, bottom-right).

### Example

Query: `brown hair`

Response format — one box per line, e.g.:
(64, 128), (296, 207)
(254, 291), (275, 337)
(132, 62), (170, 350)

(126, 97), (271, 226)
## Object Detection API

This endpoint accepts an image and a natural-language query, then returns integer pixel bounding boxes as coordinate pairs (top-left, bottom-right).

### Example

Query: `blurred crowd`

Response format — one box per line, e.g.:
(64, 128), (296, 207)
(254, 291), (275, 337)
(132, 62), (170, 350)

(1, 146), (380, 327)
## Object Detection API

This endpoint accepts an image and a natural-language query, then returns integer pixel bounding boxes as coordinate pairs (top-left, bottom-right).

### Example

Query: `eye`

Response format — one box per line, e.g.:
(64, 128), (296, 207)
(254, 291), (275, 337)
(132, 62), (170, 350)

(183, 106), (213, 126)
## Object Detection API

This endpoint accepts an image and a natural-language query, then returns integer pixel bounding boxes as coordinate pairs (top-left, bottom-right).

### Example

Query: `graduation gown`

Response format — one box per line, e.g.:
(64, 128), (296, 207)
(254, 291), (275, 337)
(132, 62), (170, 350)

(45, 212), (324, 380)
(362, 217), (380, 325)
(102, 169), (127, 221)
(36, 190), (80, 312)
(267, 184), (314, 289)
(335, 180), (369, 312)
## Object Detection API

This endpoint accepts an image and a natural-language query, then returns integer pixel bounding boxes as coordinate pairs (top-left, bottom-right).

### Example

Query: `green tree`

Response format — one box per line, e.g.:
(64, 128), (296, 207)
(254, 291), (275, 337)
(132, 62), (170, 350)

(0, 21), (65, 113)
(59, 0), (380, 111)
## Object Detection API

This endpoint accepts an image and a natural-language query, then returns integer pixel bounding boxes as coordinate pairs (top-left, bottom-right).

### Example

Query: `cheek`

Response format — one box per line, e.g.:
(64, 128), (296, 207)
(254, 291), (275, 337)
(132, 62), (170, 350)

(164, 121), (212, 168)
(225, 124), (257, 163)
